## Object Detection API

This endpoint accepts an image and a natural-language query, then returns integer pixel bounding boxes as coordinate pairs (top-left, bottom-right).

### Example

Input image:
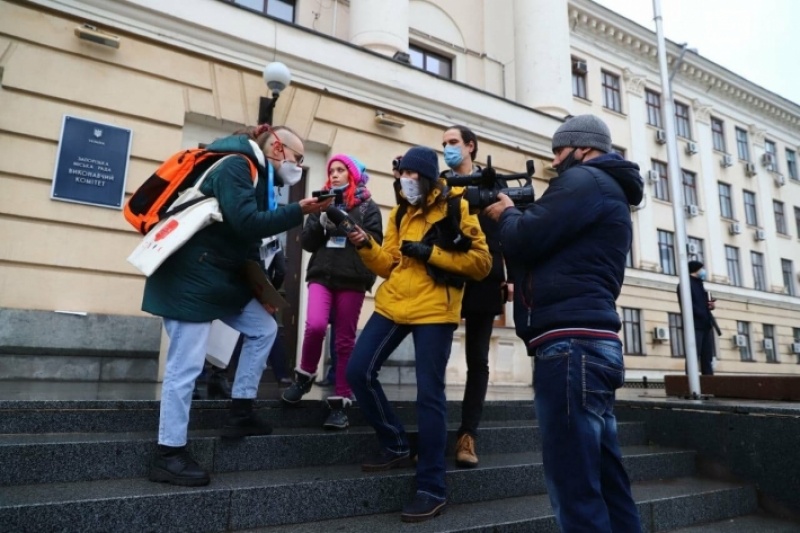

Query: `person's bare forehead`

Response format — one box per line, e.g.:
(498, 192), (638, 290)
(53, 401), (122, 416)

(278, 131), (304, 154)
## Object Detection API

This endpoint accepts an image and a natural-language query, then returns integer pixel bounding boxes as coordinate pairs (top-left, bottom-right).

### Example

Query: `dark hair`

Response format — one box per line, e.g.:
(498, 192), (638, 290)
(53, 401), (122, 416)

(446, 125), (478, 161)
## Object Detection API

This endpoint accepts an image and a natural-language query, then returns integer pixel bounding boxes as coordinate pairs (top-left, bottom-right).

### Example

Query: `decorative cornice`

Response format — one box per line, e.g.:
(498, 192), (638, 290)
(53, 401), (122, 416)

(622, 68), (646, 97)
(568, 2), (800, 130)
(691, 99), (713, 125)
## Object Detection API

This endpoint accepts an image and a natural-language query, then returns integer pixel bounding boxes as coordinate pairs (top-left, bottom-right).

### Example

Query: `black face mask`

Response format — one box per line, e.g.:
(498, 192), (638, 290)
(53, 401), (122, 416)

(554, 148), (585, 175)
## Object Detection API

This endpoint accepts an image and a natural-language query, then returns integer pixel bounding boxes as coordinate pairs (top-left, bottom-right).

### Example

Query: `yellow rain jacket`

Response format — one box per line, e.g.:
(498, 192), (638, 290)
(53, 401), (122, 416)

(357, 187), (492, 324)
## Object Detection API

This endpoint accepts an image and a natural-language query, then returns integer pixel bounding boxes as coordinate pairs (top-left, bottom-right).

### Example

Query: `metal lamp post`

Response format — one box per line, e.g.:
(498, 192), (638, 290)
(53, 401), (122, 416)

(258, 61), (291, 125)
(653, 0), (702, 398)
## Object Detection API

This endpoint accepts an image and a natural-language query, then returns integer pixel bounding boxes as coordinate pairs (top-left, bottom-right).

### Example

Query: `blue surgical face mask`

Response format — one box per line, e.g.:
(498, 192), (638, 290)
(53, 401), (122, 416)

(400, 177), (422, 205)
(698, 269), (707, 281)
(443, 145), (464, 169)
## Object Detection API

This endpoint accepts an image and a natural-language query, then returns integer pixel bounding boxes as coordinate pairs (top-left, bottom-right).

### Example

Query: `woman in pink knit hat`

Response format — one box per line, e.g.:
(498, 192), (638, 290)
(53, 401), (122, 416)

(281, 154), (383, 429)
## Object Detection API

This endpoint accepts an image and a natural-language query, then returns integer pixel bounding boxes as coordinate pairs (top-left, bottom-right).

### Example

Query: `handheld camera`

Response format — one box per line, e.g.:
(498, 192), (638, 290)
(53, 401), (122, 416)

(444, 156), (536, 210)
(312, 189), (343, 204)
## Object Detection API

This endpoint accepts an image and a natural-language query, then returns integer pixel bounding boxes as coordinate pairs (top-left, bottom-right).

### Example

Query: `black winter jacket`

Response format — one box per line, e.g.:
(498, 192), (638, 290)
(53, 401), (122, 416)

(301, 199), (383, 292)
(498, 153), (644, 343)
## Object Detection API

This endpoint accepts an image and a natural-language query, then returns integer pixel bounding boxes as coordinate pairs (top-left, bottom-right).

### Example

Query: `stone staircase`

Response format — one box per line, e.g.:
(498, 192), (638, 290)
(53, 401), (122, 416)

(0, 396), (794, 532)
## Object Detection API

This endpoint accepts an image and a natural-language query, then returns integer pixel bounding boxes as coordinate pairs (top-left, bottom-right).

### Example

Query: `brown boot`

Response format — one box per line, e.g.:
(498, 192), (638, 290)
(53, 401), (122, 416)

(455, 433), (478, 468)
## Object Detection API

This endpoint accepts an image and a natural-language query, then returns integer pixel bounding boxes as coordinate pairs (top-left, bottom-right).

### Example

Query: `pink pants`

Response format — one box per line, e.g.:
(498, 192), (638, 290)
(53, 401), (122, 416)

(299, 283), (366, 398)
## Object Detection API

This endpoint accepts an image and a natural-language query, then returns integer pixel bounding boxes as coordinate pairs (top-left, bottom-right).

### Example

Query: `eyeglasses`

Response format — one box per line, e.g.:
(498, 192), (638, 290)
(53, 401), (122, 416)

(274, 138), (304, 166)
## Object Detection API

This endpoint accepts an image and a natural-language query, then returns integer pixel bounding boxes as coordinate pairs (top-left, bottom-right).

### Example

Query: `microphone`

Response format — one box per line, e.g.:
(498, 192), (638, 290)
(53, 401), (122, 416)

(325, 207), (371, 248)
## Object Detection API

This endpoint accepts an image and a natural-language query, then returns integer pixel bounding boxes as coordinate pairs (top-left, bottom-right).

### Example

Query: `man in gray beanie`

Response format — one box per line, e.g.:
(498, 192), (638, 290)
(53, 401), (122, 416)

(486, 114), (644, 531)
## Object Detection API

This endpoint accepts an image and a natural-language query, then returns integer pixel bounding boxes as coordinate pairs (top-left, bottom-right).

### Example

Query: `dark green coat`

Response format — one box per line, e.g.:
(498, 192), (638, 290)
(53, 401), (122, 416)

(142, 135), (302, 322)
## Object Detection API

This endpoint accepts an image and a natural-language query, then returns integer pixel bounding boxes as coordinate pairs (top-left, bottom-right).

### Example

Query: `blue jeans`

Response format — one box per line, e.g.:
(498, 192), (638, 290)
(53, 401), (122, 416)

(346, 313), (455, 500)
(159, 298), (277, 446)
(532, 337), (642, 533)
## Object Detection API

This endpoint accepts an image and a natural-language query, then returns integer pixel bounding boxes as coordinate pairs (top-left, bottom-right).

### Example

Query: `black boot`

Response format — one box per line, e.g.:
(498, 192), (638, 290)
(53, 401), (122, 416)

(323, 397), (351, 430)
(281, 369), (316, 404)
(149, 444), (210, 486)
(222, 398), (273, 439)
(207, 367), (232, 399)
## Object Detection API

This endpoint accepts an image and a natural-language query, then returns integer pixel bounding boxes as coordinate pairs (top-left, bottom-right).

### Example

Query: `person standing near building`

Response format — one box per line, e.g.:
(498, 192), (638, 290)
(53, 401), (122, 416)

(143, 124), (332, 487)
(441, 125), (509, 468)
(680, 260), (716, 375)
(486, 114), (644, 532)
(346, 146), (492, 523)
(282, 154), (383, 430)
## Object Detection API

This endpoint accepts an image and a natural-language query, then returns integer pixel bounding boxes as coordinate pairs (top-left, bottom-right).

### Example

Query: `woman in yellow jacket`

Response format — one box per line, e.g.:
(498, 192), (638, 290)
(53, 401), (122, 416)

(346, 146), (491, 523)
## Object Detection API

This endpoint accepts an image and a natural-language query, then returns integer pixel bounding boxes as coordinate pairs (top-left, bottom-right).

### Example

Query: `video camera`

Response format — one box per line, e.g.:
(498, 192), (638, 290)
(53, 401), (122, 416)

(444, 156), (535, 210)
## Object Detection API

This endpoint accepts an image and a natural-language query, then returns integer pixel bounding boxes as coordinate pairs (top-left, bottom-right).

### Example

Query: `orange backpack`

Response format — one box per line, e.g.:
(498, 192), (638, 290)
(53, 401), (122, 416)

(124, 149), (257, 235)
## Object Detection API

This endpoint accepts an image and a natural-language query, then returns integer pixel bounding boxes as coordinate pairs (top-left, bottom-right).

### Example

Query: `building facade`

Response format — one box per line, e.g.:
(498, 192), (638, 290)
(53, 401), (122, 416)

(0, 0), (798, 385)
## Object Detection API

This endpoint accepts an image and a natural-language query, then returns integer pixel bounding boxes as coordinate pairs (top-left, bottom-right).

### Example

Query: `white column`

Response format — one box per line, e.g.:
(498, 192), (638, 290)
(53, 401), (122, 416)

(693, 101), (726, 280)
(623, 69), (659, 269)
(513, 0), (571, 116)
(349, 0), (409, 57)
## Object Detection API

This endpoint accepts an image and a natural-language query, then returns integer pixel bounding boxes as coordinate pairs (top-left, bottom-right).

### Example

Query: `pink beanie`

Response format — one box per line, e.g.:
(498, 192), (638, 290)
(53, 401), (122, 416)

(327, 154), (365, 184)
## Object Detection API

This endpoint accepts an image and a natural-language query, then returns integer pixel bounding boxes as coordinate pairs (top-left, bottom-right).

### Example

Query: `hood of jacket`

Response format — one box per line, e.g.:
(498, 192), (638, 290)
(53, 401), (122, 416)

(581, 153), (644, 206)
(206, 135), (269, 181)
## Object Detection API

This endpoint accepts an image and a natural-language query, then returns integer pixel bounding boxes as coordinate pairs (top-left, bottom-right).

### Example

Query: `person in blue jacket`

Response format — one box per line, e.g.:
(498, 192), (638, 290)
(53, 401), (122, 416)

(486, 114), (644, 532)
(142, 124), (331, 487)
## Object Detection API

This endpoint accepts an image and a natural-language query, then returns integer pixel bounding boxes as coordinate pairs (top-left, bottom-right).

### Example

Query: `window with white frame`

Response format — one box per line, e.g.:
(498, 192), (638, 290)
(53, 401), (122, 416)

(743, 190), (758, 226)
(711, 117), (725, 152)
(787, 149), (798, 180)
(763, 324), (777, 363)
(228, 0), (296, 22)
(674, 101), (691, 139)
(658, 229), (676, 275)
(726, 245), (742, 287)
(652, 159), (670, 202)
(572, 57), (587, 99)
(668, 313), (685, 358)
(782, 259), (795, 296)
(774, 200), (788, 235)
(409, 44), (452, 78)
(622, 308), (643, 355)
(687, 236), (704, 263)
(718, 182), (734, 219)
(737, 321), (753, 361)
(645, 90), (662, 128)
(736, 127), (750, 161)
(682, 169), (698, 207)
(602, 71), (622, 112)
(765, 140), (777, 171)
(751, 251), (766, 291)
(795, 206), (800, 238)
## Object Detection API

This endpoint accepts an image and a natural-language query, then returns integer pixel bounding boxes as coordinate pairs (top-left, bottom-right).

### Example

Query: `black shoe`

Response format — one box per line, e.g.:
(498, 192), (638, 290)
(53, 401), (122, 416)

(222, 399), (273, 439)
(207, 368), (232, 399)
(361, 449), (413, 472)
(323, 397), (351, 430)
(149, 445), (210, 487)
(400, 492), (446, 523)
(281, 370), (316, 404)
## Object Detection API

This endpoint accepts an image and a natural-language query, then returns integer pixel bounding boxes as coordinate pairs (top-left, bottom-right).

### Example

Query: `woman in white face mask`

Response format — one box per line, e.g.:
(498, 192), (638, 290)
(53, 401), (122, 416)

(344, 145), (492, 523)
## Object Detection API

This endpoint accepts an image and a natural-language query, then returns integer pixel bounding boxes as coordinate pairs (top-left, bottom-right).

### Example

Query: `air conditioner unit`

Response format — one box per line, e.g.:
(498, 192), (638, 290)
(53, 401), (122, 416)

(754, 229), (766, 241)
(646, 169), (660, 184)
(720, 154), (734, 168)
(686, 204), (699, 217)
(653, 326), (670, 341)
(744, 162), (757, 176)
(573, 60), (588, 74)
(685, 141), (699, 155)
(762, 152), (776, 170)
(733, 334), (748, 348)
(655, 129), (667, 144)
(792, 342), (800, 355)
(762, 338), (774, 351)
(776, 174), (786, 187)
(686, 242), (699, 255)
(729, 222), (742, 235)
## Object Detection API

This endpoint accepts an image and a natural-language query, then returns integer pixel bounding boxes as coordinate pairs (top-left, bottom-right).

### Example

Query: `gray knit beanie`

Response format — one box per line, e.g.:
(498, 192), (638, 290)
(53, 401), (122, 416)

(398, 146), (439, 182)
(552, 114), (612, 153)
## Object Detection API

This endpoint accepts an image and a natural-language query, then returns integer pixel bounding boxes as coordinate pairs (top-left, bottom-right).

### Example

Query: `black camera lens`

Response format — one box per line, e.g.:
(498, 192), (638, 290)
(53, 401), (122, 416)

(392, 157), (402, 170)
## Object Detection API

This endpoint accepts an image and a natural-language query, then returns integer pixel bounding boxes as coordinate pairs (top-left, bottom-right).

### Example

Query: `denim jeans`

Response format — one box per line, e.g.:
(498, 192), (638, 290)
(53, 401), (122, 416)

(532, 337), (642, 533)
(459, 311), (493, 438)
(346, 313), (455, 500)
(159, 298), (277, 446)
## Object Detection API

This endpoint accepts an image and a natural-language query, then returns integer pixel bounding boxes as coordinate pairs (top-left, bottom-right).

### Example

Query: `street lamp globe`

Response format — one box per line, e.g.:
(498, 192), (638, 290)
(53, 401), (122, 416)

(263, 61), (291, 94)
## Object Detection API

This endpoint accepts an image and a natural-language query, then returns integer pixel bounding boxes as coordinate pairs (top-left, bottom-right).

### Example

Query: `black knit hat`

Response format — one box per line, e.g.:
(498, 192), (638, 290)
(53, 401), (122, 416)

(398, 146), (439, 182)
(688, 260), (704, 274)
(552, 114), (612, 153)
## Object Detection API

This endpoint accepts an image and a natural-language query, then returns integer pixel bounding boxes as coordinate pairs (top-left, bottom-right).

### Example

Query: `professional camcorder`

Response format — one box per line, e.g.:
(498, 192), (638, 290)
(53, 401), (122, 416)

(443, 156), (535, 209)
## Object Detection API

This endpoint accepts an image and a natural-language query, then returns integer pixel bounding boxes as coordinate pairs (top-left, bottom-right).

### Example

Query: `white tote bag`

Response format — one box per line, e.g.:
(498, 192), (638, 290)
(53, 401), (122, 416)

(127, 155), (237, 276)
(205, 320), (241, 368)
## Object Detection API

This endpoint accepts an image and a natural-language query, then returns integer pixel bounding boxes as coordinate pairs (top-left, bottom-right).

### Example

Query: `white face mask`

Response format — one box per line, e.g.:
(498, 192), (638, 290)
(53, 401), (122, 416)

(400, 177), (422, 205)
(276, 160), (302, 186)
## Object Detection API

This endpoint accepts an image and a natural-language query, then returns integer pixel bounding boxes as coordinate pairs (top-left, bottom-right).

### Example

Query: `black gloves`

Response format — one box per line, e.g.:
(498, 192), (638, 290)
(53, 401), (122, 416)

(400, 240), (433, 261)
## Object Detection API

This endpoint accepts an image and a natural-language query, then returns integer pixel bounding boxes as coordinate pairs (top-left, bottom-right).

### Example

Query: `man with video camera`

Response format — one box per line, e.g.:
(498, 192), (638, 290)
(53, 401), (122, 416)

(440, 125), (510, 469)
(485, 115), (644, 532)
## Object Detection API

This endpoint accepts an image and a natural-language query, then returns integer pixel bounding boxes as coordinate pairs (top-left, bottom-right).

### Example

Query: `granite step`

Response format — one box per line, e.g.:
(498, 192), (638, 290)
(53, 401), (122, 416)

(0, 399), (536, 434)
(0, 420), (647, 486)
(664, 514), (800, 532)
(0, 446), (697, 532)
